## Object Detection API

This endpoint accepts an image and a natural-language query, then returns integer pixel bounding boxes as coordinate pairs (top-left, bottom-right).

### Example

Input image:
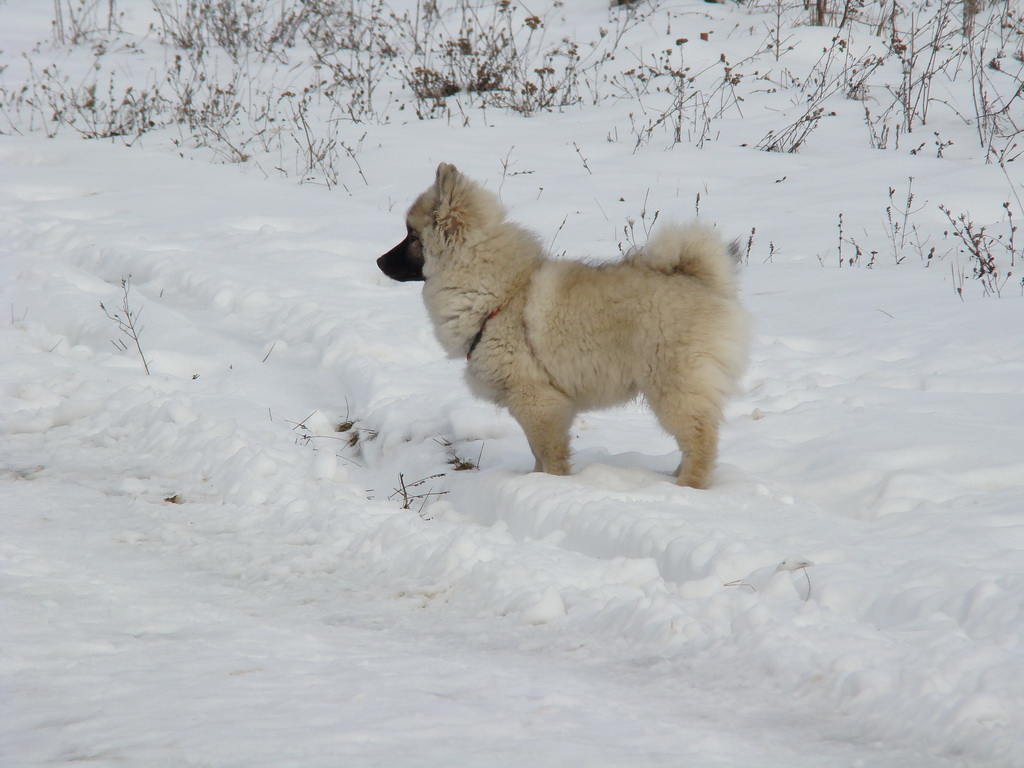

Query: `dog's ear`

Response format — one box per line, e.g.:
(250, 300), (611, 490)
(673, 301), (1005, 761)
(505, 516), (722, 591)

(433, 162), (466, 241)
(435, 162), (459, 189)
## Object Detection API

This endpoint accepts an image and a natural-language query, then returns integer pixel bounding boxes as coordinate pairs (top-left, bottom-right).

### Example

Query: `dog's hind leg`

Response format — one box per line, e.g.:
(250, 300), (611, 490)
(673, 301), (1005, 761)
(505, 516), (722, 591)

(650, 393), (721, 490)
(675, 415), (718, 490)
(507, 391), (574, 476)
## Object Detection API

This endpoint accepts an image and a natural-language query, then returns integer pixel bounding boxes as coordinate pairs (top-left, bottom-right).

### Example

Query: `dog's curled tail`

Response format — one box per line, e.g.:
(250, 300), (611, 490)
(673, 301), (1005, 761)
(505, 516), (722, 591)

(632, 222), (739, 296)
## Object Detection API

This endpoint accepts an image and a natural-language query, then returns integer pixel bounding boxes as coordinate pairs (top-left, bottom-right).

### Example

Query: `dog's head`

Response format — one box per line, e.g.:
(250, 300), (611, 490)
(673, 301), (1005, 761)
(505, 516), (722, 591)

(377, 163), (501, 282)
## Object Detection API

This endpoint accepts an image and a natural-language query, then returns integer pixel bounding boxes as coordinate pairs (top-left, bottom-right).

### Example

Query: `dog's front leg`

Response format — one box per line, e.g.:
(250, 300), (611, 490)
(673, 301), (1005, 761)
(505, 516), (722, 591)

(507, 392), (574, 476)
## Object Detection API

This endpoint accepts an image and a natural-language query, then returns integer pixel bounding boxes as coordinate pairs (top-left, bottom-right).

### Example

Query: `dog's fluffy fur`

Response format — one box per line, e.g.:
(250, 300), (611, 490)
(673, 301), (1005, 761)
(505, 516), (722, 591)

(377, 163), (749, 488)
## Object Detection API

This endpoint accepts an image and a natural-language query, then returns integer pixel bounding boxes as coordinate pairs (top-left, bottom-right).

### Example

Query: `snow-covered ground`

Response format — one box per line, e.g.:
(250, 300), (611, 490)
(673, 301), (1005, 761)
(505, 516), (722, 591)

(2, 1), (1023, 766)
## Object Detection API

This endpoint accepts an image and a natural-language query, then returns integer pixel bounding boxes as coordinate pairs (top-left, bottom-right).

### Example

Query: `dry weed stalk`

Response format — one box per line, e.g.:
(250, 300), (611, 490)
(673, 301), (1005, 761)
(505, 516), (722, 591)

(100, 275), (151, 375)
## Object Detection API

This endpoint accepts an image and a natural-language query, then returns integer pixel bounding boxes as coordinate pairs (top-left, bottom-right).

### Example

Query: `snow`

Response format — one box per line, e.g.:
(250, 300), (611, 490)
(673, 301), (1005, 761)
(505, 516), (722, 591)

(2, 1), (1024, 766)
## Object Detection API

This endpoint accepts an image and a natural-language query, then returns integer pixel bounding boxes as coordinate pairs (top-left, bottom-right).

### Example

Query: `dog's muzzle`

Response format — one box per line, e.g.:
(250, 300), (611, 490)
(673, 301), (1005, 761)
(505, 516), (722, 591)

(377, 233), (425, 282)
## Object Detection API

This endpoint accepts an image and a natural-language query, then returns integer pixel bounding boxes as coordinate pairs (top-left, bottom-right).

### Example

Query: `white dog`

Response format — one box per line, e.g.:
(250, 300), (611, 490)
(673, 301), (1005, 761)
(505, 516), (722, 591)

(378, 163), (749, 488)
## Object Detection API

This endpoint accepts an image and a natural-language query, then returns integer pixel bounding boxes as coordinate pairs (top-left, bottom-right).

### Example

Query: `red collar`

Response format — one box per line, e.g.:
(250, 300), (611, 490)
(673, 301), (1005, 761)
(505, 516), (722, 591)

(467, 307), (501, 360)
